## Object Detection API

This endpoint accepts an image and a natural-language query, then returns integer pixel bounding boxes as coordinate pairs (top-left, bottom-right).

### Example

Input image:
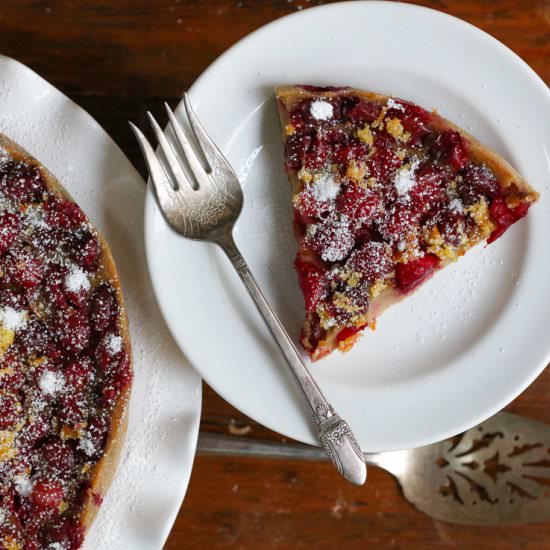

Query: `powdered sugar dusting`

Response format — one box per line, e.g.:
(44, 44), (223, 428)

(78, 434), (96, 457)
(393, 159), (420, 198)
(307, 215), (354, 262)
(14, 474), (33, 497)
(310, 173), (340, 203)
(310, 100), (333, 121)
(0, 307), (28, 331)
(64, 266), (90, 293)
(106, 333), (123, 355)
(38, 370), (65, 396)
(387, 97), (405, 112)
(449, 198), (464, 214)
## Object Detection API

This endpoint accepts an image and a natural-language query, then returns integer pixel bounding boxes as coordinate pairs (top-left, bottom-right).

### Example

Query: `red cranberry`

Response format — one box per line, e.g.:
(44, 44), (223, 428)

(44, 517), (84, 550)
(336, 324), (366, 344)
(44, 198), (86, 229)
(395, 254), (440, 293)
(435, 209), (464, 247)
(0, 393), (21, 429)
(3, 250), (44, 290)
(67, 230), (100, 270)
(295, 258), (329, 312)
(15, 319), (50, 356)
(295, 177), (341, 220)
(303, 137), (329, 171)
(289, 99), (314, 125)
(40, 440), (75, 475)
(337, 184), (381, 224)
(285, 130), (314, 170)
(304, 215), (355, 263)
(0, 287), (28, 310)
(95, 333), (124, 374)
(1, 162), (44, 203)
(0, 211), (20, 254)
(32, 480), (64, 510)
(409, 164), (448, 215)
(85, 415), (108, 454)
(58, 392), (88, 426)
(487, 196), (530, 244)
(54, 308), (91, 354)
(90, 283), (118, 334)
(432, 130), (469, 171)
(29, 225), (66, 254)
(398, 103), (432, 145)
(23, 538), (41, 550)
(64, 357), (93, 392)
(367, 136), (402, 182)
(345, 99), (382, 123)
(378, 203), (419, 243)
(42, 265), (69, 310)
(332, 140), (370, 168)
(111, 352), (132, 394)
(345, 241), (393, 284)
(458, 164), (499, 205)
(0, 354), (25, 392)
(20, 414), (50, 449)
(101, 354), (132, 407)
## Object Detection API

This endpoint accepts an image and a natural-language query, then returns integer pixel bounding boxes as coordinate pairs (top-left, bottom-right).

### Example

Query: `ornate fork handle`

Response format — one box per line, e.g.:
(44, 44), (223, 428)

(218, 234), (367, 485)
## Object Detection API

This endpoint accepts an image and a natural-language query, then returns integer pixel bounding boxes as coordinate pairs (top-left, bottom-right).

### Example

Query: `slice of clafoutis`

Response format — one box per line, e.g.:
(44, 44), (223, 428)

(276, 85), (539, 361)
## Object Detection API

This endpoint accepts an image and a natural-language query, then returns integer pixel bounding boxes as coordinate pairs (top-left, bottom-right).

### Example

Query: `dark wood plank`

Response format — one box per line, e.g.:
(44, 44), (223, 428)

(0, 1), (549, 548)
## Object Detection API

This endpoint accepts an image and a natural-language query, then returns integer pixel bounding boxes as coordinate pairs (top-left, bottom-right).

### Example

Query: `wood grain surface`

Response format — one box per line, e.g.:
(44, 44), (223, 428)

(0, 1), (549, 548)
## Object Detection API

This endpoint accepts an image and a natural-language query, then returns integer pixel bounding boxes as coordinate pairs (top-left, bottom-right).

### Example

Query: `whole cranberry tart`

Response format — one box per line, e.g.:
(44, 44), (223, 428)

(0, 135), (132, 549)
(276, 85), (539, 361)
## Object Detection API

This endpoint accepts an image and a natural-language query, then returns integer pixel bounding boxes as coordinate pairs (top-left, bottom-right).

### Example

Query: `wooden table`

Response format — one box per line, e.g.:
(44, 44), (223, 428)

(1, 1), (549, 548)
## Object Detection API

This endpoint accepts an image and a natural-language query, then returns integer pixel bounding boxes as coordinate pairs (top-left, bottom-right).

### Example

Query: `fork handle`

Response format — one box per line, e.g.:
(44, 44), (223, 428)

(218, 235), (367, 486)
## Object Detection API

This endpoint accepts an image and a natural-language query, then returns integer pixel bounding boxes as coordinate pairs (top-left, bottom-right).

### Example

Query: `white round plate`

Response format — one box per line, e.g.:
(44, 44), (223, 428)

(145, 2), (550, 451)
(0, 55), (202, 548)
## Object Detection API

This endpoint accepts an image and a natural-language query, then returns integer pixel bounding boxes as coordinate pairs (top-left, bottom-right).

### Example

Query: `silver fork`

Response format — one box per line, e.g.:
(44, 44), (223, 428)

(129, 94), (367, 485)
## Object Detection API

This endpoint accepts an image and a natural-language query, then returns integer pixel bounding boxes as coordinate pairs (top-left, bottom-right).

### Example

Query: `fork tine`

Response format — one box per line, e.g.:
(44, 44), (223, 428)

(146, 111), (197, 192)
(128, 122), (178, 208)
(183, 93), (233, 173)
(163, 103), (211, 190)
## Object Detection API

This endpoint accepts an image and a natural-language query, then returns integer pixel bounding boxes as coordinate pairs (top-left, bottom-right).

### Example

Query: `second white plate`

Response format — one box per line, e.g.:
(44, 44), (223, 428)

(0, 55), (202, 549)
(145, 2), (550, 451)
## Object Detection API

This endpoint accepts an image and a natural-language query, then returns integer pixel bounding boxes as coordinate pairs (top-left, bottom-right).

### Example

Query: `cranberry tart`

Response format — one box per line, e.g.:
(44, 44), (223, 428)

(276, 85), (539, 361)
(0, 135), (132, 549)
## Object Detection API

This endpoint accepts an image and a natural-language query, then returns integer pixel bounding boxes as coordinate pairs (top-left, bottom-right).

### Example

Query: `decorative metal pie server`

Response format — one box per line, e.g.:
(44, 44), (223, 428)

(198, 411), (550, 525)
(130, 95), (366, 485)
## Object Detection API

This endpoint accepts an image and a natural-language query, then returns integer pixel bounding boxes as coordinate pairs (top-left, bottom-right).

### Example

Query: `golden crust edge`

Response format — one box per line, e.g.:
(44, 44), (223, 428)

(0, 134), (132, 537)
